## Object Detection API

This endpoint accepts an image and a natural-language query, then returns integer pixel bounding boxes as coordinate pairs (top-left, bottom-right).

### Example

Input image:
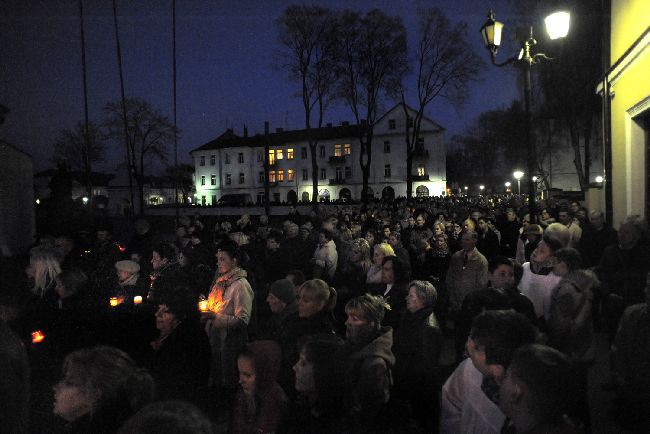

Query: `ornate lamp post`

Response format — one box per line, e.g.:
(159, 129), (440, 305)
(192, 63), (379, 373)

(480, 10), (570, 222)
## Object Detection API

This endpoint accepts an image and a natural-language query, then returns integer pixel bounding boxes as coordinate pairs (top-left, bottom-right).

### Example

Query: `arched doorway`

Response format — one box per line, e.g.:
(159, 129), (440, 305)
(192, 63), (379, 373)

(381, 186), (395, 201)
(416, 185), (429, 197)
(287, 190), (297, 204)
(339, 188), (352, 201)
(318, 189), (330, 202)
(301, 191), (310, 202)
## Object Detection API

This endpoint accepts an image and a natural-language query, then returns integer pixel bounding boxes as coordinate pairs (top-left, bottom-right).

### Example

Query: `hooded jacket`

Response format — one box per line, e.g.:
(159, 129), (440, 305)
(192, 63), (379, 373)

(345, 326), (396, 427)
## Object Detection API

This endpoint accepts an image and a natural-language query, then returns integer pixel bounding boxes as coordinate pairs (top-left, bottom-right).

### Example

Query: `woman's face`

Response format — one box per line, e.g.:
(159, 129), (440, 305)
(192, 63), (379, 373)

(372, 249), (385, 266)
(237, 355), (256, 395)
(381, 260), (395, 284)
(155, 305), (179, 336)
(53, 377), (95, 422)
(406, 287), (426, 313)
(217, 250), (237, 274)
(266, 293), (286, 314)
(293, 349), (315, 393)
(349, 248), (362, 264)
(151, 251), (167, 271)
(117, 269), (132, 283)
(54, 278), (66, 299)
(297, 289), (325, 318)
(25, 261), (36, 279)
(365, 232), (375, 245)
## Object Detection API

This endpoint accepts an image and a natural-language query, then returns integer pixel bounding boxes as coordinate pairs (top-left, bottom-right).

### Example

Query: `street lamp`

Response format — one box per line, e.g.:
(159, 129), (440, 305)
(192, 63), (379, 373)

(513, 170), (524, 195)
(481, 10), (570, 223)
(505, 181), (511, 193)
(479, 185), (485, 194)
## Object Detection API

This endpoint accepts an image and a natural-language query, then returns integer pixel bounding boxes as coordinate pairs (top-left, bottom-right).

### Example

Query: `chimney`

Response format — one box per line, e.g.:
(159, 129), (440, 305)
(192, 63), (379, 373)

(342, 121), (349, 127)
(275, 127), (284, 133)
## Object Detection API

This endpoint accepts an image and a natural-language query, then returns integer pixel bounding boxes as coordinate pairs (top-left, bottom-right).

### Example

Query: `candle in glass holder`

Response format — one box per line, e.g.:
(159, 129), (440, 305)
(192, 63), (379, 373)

(31, 330), (45, 344)
(109, 297), (120, 307)
(198, 300), (209, 312)
(133, 295), (143, 305)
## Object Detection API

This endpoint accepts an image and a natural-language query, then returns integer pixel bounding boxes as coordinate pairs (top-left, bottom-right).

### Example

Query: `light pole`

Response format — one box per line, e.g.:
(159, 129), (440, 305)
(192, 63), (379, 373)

(481, 10), (570, 223)
(513, 170), (524, 195)
(505, 181), (511, 193)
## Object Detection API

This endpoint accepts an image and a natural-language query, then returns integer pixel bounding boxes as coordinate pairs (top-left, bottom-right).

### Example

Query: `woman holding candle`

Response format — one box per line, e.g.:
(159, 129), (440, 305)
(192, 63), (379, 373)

(202, 240), (254, 391)
(113, 260), (147, 303)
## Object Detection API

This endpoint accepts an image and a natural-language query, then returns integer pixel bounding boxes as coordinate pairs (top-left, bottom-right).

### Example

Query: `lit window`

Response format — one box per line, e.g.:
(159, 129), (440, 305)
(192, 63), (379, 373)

(320, 168), (326, 180)
(268, 150), (275, 165)
(200, 156), (205, 166)
(200, 175), (205, 186)
(344, 143), (351, 155)
(287, 148), (294, 159)
(269, 170), (276, 182)
(334, 144), (342, 157)
(238, 153), (244, 163)
(211, 174), (216, 185)
(288, 169), (295, 182)
(278, 170), (285, 182)
(388, 119), (396, 130)
(225, 174), (231, 185)
(384, 141), (391, 153)
(301, 147), (308, 159)
(319, 146), (325, 157)
(302, 169), (308, 181)
(210, 155), (216, 165)
(384, 165), (391, 178)
(417, 165), (426, 176)
(277, 149), (284, 160)
(239, 173), (245, 184)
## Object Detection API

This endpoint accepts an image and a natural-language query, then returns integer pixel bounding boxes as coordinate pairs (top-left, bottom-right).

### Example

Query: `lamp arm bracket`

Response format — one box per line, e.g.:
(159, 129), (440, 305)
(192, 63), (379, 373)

(532, 53), (553, 64)
(491, 54), (519, 68)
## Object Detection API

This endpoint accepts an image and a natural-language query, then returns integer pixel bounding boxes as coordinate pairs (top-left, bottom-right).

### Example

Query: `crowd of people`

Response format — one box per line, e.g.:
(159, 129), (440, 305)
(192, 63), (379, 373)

(1, 194), (649, 433)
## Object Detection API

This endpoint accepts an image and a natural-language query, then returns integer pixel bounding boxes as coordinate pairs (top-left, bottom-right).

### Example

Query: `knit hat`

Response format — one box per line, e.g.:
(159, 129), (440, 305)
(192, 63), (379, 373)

(268, 279), (296, 305)
(115, 260), (140, 274)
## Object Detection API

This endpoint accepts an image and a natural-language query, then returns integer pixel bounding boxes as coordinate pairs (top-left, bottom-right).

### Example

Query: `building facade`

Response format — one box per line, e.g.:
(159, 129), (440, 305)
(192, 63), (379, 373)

(191, 104), (446, 205)
(597, 0), (649, 226)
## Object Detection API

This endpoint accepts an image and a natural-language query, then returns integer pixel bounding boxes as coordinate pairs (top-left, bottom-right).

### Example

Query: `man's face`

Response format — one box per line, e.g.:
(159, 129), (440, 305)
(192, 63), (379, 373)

(96, 230), (110, 243)
(266, 238), (280, 251)
(490, 264), (515, 290)
(558, 212), (571, 225)
(383, 227), (391, 238)
(590, 213), (604, 230)
(461, 233), (476, 252)
(531, 240), (554, 264)
(471, 211), (481, 221)
(408, 217), (415, 227)
(345, 310), (374, 344)
(478, 220), (488, 233)
(506, 210), (516, 222)
(416, 216), (425, 227)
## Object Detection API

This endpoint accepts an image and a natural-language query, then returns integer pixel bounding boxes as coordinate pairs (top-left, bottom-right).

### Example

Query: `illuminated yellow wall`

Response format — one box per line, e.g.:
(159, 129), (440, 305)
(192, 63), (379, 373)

(608, 0), (650, 226)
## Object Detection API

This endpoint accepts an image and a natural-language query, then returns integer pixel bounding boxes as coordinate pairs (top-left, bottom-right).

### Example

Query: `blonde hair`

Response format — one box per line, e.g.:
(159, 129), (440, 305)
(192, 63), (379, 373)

(298, 279), (337, 313)
(373, 243), (395, 265)
(345, 294), (391, 331)
(29, 249), (61, 297)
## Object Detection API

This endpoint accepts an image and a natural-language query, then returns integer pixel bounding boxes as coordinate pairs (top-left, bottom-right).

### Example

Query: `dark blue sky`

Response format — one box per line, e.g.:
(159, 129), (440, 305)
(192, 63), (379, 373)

(1, 0), (522, 172)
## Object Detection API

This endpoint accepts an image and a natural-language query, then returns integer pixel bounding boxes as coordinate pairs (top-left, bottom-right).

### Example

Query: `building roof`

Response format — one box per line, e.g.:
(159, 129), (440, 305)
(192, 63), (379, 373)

(375, 102), (446, 132)
(0, 139), (32, 158)
(34, 169), (115, 186)
(191, 123), (363, 154)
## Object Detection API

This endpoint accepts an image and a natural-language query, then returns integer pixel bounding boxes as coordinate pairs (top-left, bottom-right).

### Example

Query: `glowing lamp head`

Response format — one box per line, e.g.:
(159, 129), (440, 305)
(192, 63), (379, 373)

(513, 171), (524, 180)
(32, 330), (45, 344)
(133, 295), (143, 305)
(480, 10), (504, 54)
(505, 182), (511, 187)
(198, 300), (209, 312)
(82, 196), (89, 205)
(595, 175), (604, 183)
(545, 11), (570, 40)
(109, 297), (120, 307)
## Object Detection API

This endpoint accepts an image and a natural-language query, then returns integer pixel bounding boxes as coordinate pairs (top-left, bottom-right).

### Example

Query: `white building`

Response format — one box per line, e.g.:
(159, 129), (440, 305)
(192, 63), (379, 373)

(191, 104), (446, 204)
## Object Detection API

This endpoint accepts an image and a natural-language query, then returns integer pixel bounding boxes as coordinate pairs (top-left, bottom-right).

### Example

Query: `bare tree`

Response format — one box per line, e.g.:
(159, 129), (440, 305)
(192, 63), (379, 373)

(104, 98), (178, 215)
(275, 5), (338, 206)
(401, 8), (483, 197)
(335, 9), (408, 202)
(52, 121), (106, 178)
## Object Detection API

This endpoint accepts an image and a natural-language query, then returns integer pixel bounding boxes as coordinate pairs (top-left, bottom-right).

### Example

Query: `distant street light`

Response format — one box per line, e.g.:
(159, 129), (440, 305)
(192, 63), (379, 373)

(505, 181), (511, 193)
(595, 175), (604, 183)
(513, 171), (524, 195)
(82, 196), (89, 205)
(479, 185), (485, 194)
(481, 9), (570, 223)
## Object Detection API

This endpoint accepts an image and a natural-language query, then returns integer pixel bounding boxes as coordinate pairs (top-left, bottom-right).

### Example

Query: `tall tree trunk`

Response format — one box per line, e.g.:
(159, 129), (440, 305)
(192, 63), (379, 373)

(310, 142), (318, 208)
(172, 0), (179, 219)
(569, 124), (587, 190)
(112, 0), (135, 216)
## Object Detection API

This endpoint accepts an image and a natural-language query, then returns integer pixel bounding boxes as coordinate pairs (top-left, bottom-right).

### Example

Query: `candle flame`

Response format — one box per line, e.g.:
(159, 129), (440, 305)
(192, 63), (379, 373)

(109, 297), (123, 307)
(207, 289), (226, 313)
(133, 296), (143, 305)
(32, 330), (45, 343)
(198, 300), (209, 312)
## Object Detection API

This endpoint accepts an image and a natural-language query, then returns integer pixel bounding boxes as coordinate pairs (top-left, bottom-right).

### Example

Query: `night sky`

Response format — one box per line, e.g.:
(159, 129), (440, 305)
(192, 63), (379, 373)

(1, 0), (522, 173)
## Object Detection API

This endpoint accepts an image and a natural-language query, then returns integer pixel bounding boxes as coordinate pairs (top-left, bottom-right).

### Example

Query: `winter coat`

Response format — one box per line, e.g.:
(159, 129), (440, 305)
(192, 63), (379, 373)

(312, 240), (338, 281)
(547, 270), (598, 362)
(205, 267), (254, 387)
(345, 326), (396, 428)
(519, 262), (562, 320)
(446, 248), (489, 312)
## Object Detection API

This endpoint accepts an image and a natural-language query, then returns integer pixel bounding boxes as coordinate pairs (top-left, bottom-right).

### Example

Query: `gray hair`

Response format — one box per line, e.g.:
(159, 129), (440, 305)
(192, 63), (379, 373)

(408, 280), (438, 308)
